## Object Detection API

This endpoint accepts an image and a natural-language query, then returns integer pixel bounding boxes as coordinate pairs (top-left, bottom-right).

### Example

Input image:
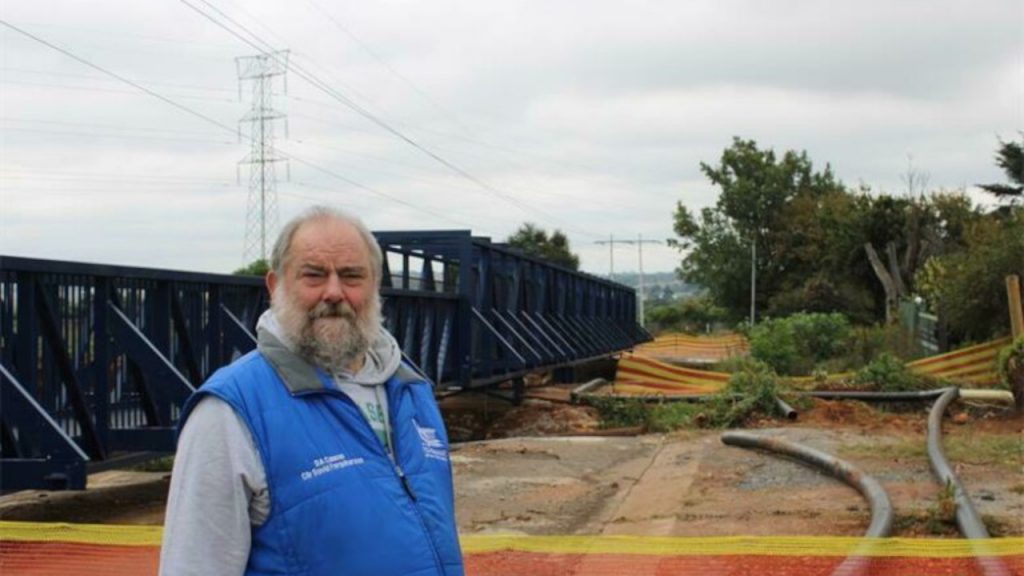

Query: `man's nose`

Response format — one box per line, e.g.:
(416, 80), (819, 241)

(322, 273), (345, 302)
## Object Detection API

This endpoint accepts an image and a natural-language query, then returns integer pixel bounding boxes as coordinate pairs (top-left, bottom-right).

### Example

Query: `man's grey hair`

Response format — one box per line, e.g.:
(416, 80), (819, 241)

(270, 205), (383, 285)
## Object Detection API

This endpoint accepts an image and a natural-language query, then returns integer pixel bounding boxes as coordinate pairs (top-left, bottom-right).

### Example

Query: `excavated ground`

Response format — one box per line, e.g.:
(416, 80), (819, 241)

(1, 387), (1021, 539)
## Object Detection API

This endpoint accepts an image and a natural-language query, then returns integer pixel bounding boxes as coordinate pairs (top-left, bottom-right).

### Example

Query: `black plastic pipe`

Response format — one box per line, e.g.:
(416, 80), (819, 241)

(926, 388), (1011, 576)
(721, 431), (894, 576)
(720, 431), (893, 537)
(774, 396), (798, 420)
(801, 389), (948, 402)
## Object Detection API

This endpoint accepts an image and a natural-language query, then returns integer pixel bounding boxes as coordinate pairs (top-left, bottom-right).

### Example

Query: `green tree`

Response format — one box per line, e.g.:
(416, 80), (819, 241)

(917, 207), (1024, 341)
(672, 138), (843, 321)
(234, 259), (270, 276)
(644, 294), (726, 334)
(506, 223), (580, 270)
(978, 135), (1023, 204)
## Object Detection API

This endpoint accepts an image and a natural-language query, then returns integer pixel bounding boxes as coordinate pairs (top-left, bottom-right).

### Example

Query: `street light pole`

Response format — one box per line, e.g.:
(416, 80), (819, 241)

(750, 234), (757, 326)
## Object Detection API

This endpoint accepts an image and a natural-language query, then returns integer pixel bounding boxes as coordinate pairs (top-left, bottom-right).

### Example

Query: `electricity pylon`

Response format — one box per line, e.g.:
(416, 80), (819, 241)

(237, 50), (289, 265)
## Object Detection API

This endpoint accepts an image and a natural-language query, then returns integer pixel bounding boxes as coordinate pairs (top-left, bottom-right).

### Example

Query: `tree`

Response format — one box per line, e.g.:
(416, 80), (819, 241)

(644, 295), (726, 334)
(505, 223), (580, 270)
(234, 259), (270, 276)
(858, 190), (983, 322)
(916, 207), (1024, 341)
(978, 135), (1023, 204)
(671, 138), (843, 321)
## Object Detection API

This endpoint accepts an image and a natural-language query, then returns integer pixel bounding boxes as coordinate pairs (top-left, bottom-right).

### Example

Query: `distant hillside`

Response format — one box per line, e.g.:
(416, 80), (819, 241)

(607, 272), (701, 300)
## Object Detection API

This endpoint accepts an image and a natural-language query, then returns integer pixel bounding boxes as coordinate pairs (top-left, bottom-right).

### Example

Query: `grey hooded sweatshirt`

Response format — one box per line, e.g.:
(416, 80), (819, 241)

(159, 309), (403, 576)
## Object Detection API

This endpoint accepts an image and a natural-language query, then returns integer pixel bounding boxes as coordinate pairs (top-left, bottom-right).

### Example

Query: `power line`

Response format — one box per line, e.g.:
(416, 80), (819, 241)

(300, 0), (475, 138)
(2, 116), (231, 136)
(0, 20), (245, 133)
(0, 67), (236, 94)
(0, 78), (236, 102)
(0, 18), (497, 234)
(178, 0), (602, 239)
(2, 126), (234, 145)
(0, 168), (232, 185)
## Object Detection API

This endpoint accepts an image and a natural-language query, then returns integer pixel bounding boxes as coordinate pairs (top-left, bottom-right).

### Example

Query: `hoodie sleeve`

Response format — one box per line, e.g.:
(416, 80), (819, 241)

(159, 396), (269, 576)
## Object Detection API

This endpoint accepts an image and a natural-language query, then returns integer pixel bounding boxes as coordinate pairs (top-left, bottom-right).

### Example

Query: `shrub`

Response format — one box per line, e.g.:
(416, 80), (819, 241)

(647, 402), (702, 432)
(997, 336), (1024, 413)
(841, 323), (913, 369)
(853, 352), (933, 392)
(749, 312), (852, 375)
(587, 397), (649, 429)
(645, 295), (728, 334)
(703, 359), (784, 427)
(997, 336), (1024, 385)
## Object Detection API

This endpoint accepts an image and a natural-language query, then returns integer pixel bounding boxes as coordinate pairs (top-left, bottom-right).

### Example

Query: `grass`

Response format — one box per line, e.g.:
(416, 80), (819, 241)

(944, 435), (1022, 469)
(841, 434), (1021, 471)
(130, 455), (175, 472)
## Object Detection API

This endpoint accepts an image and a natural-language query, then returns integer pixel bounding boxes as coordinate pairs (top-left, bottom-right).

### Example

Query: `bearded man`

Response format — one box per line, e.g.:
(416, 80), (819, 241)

(160, 206), (464, 576)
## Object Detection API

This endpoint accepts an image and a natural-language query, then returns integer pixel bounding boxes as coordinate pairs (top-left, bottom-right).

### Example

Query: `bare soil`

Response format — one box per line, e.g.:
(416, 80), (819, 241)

(2, 387), (1021, 540)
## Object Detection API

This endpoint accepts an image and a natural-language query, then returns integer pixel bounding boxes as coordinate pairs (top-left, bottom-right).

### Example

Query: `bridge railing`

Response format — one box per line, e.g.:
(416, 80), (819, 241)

(1, 239), (648, 490)
(0, 256), (267, 490)
(376, 230), (650, 388)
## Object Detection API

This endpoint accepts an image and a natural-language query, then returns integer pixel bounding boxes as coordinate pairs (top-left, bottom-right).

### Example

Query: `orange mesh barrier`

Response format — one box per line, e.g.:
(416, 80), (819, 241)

(614, 353), (729, 395)
(466, 551), (1024, 576)
(1, 540), (159, 576)
(616, 337), (1012, 396)
(633, 333), (749, 363)
(906, 337), (1011, 387)
(3, 522), (1022, 576)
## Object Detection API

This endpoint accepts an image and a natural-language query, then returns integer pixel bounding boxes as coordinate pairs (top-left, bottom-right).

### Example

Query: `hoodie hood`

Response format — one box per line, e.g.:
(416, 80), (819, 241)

(256, 309), (402, 390)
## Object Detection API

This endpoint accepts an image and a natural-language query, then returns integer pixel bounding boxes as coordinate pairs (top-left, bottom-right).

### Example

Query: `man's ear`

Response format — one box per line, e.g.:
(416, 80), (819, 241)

(266, 270), (278, 299)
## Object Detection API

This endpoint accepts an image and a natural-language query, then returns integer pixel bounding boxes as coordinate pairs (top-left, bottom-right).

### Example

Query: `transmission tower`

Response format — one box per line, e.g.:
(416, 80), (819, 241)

(237, 50), (289, 265)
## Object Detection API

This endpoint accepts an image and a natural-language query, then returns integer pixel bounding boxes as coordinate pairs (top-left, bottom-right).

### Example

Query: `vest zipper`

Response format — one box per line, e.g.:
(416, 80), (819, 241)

(312, 385), (447, 576)
(396, 464), (417, 501)
(385, 386), (446, 576)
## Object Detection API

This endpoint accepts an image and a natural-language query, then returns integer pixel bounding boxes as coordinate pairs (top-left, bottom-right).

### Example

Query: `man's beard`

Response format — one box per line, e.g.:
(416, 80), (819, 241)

(272, 285), (381, 374)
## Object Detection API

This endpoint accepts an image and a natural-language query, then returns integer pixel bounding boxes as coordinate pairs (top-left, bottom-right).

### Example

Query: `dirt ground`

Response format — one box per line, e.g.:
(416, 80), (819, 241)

(450, 395), (1023, 538)
(2, 387), (1021, 540)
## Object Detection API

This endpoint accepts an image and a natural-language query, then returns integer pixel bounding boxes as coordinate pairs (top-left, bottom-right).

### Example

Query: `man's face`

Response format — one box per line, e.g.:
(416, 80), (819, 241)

(267, 217), (380, 373)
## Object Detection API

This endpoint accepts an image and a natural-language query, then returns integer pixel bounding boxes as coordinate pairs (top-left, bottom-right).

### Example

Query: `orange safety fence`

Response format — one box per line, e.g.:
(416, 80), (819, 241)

(614, 353), (730, 395)
(906, 337), (1012, 387)
(3, 522), (1023, 576)
(616, 337), (1013, 396)
(633, 332), (749, 363)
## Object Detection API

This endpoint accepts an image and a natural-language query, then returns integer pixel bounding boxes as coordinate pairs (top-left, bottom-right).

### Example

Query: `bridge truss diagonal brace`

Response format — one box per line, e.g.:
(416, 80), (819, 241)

(220, 304), (258, 356)
(106, 302), (195, 420)
(0, 363), (89, 491)
(471, 307), (526, 368)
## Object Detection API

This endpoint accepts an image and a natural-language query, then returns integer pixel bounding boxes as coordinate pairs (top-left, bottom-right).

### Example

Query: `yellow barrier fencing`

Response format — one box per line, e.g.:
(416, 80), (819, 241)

(616, 337), (1012, 396)
(633, 332), (749, 363)
(907, 337), (1012, 387)
(2, 521), (1022, 575)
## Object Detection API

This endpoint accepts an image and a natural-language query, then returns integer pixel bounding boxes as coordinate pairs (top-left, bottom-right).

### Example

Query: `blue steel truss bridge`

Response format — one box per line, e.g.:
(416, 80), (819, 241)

(0, 231), (650, 491)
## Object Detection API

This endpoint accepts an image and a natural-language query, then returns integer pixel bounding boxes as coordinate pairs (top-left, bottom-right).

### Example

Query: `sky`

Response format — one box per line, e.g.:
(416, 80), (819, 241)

(1, 0), (1021, 277)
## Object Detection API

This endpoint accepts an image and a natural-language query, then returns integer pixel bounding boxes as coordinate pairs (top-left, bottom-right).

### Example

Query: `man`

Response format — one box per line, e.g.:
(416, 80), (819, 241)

(160, 206), (464, 576)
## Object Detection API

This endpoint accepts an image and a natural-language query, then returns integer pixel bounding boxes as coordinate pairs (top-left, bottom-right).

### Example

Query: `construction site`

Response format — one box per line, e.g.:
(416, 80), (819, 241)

(2, 318), (1022, 575)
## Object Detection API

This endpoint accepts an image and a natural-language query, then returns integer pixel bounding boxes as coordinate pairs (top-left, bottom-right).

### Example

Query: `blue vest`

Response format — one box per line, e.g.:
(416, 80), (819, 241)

(179, 333), (464, 576)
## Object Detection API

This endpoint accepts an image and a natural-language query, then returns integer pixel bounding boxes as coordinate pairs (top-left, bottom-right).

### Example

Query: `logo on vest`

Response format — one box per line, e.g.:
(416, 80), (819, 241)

(300, 453), (365, 481)
(414, 422), (448, 462)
